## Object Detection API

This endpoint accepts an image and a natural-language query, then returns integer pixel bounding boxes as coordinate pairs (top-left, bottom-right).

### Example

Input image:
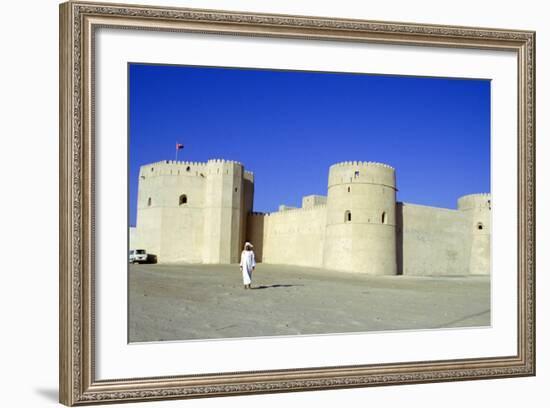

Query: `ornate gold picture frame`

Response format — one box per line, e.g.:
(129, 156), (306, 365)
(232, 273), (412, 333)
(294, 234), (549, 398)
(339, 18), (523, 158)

(59, 1), (535, 405)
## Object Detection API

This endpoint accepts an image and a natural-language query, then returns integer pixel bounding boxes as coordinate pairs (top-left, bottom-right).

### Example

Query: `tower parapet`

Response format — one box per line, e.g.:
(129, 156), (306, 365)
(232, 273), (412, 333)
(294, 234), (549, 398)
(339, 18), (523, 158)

(302, 195), (327, 209)
(457, 193), (491, 211)
(243, 170), (254, 183)
(139, 160), (209, 177)
(328, 161), (395, 188)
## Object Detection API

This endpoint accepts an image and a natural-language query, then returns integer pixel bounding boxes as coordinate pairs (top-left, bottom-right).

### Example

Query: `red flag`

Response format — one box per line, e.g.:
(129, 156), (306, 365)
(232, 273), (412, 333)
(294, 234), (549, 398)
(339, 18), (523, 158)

(176, 143), (184, 150)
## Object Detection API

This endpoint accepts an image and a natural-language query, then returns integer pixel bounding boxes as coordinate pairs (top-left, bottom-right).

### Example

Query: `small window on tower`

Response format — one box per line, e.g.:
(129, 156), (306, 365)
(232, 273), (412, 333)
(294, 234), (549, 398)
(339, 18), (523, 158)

(354, 171), (360, 177)
(186, 166), (191, 172)
(348, 186), (351, 193)
(477, 222), (484, 230)
(179, 194), (188, 205)
(345, 210), (352, 223)
(382, 211), (387, 224)
(147, 197), (152, 207)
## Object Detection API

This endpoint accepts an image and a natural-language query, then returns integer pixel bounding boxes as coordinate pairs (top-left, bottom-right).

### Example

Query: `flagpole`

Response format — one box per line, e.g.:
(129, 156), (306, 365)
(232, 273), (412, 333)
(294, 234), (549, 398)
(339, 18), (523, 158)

(175, 142), (184, 161)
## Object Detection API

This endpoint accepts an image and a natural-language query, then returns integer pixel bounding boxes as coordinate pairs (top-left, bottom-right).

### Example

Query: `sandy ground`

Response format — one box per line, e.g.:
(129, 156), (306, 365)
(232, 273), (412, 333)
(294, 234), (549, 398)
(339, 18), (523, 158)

(128, 263), (490, 342)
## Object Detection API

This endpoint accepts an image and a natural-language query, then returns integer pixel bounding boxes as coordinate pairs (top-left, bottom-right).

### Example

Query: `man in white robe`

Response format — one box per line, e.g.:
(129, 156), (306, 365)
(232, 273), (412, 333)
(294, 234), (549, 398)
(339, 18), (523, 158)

(240, 242), (256, 289)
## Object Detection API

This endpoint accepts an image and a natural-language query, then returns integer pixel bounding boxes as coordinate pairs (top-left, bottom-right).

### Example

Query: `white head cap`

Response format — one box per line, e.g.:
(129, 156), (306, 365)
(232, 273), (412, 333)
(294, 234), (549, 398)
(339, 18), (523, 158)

(244, 242), (253, 249)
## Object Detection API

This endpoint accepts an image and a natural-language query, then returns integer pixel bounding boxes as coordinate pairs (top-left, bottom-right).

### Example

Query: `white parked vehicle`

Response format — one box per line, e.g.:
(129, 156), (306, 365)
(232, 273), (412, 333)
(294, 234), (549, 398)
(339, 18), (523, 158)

(129, 249), (148, 264)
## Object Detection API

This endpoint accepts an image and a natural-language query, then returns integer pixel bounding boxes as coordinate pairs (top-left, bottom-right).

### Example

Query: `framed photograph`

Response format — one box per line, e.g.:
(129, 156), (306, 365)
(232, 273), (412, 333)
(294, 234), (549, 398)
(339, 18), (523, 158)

(59, 1), (536, 405)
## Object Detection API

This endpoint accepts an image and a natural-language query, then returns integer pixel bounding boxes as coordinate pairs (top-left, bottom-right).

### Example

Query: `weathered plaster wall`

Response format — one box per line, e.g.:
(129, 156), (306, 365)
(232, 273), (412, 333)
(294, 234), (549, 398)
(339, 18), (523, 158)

(302, 195), (327, 209)
(135, 161), (208, 262)
(258, 205), (327, 267)
(398, 203), (471, 276)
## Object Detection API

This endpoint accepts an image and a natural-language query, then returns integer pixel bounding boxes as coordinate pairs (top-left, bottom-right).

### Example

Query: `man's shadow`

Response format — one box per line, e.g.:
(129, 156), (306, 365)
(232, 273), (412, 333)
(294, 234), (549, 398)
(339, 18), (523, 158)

(251, 284), (302, 290)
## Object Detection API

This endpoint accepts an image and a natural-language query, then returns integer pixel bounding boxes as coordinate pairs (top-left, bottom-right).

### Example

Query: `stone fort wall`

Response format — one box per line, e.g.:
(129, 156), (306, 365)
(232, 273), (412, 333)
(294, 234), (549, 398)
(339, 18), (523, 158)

(247, 204), (327, 267)
(131, 159), (490, 276)
(397, 203), (471, 276)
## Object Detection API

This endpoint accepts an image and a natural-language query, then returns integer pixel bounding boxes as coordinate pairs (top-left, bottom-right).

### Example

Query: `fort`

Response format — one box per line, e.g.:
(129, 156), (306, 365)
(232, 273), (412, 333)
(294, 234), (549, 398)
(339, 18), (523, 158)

(130, 159), (491, 276)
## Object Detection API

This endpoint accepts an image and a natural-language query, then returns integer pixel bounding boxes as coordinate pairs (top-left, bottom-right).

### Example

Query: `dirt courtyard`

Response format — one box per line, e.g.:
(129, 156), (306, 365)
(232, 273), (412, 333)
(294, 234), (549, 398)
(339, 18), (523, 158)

(128, 263), (491, 342)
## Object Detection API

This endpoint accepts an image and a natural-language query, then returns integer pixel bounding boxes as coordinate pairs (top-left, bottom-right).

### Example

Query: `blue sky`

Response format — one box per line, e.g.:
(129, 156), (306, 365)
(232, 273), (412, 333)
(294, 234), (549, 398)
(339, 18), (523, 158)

(129, 63), (490, 226)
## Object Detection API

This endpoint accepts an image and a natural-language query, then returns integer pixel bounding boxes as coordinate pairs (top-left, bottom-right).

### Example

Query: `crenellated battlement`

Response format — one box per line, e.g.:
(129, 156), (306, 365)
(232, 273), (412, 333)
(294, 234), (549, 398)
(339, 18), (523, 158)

(328, 160), (395, 188)
(458, 193), (491, 199)
(139, 160), (208, 176)
(249, 205), (327, 217)
(207, 158), (243, 166)
(140, 158), (244, 169)
(142, 160), (209, 167)
(457, 193), (491, 211)
(244, 170), (254, 182)
(139, 159), (250, 179)
(269, 203), (327, 216)
(204, 159), (244, 177)
(330, 161), (395, 170)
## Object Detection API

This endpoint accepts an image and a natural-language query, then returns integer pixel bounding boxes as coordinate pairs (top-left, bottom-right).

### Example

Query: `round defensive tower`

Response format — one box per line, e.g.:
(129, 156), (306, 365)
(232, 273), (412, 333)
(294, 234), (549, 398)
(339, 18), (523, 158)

(322, 161), (398, 275)
(457, 193), (491, 275)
